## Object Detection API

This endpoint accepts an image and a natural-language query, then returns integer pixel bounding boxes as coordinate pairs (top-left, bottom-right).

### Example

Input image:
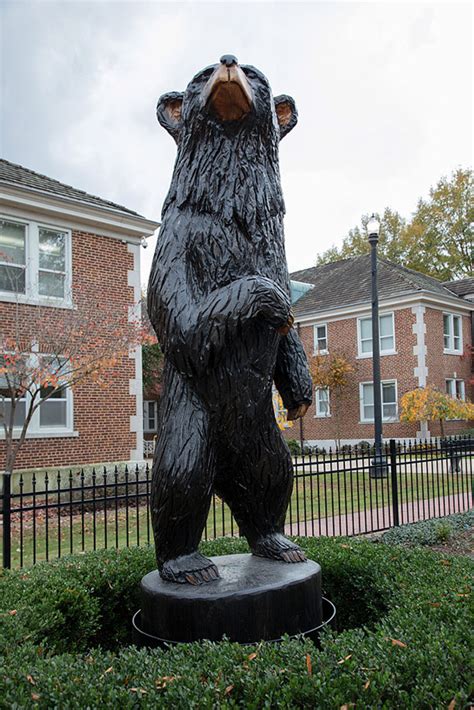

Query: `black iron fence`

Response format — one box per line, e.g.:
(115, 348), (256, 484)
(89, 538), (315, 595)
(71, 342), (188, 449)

(1, 437), (472, 569)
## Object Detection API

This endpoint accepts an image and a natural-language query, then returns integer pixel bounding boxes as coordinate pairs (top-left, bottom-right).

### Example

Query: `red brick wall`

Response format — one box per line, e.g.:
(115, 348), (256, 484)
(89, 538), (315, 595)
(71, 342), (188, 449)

(0, 230), (136, 470)
(285, 304), (473, 445)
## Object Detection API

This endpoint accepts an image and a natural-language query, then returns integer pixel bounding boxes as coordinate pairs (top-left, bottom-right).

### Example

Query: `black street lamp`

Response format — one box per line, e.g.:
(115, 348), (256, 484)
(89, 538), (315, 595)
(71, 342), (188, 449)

(368, 214), (388, 479)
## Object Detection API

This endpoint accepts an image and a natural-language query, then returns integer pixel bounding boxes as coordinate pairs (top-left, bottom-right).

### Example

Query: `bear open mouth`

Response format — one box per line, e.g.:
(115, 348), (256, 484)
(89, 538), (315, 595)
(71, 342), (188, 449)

(203, 63), (253, 122)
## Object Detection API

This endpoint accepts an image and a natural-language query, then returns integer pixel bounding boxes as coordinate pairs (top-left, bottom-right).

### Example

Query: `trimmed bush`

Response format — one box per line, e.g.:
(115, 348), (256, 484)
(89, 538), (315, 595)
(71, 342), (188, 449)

(380, 510), (474, 547)
(0, 535), (472, 708)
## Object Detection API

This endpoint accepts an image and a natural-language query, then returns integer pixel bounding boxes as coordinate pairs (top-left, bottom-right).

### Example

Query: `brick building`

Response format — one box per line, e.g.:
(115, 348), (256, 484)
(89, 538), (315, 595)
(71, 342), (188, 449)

(0, 159), (159, 470)
(286, 256), (473, 448)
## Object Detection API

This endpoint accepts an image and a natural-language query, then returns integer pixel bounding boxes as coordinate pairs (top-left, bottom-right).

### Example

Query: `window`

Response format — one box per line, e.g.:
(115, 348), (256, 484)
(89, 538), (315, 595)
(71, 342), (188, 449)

(446, 379), (465, 400)
(443, 314), (462, 353)
(313, 323), (328, 354)
(360, 380), (398, 422)
(358, 313), (395, 357)
(315, 387), (330, 417)
(0, 217), (71, 304)
(143, 400), (158, 433)
(39, 386), (68, 427)
(38, 228), (67, 298)
(0, 220), (26, 293)
(0, 354), (73, 436)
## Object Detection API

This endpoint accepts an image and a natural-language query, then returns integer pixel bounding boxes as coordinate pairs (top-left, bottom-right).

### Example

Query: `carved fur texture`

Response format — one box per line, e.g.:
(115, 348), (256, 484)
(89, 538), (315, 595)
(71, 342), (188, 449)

(148, 60), (313, 584)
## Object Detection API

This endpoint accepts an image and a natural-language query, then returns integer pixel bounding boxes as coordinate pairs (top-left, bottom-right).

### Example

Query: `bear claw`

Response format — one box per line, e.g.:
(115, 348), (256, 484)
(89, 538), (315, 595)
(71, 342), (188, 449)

(252, 533), (307, 564)
(161, 552), (220, 585)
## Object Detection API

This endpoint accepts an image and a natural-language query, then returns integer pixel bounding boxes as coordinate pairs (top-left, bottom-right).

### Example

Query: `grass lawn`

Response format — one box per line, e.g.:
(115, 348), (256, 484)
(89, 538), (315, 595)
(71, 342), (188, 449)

(3, 461), (472, 568)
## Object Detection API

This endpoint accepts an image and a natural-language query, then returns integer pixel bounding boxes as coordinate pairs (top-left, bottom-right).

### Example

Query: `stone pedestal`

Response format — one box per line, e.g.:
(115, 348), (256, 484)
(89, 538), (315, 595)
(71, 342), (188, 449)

(133, 553), (329, 646)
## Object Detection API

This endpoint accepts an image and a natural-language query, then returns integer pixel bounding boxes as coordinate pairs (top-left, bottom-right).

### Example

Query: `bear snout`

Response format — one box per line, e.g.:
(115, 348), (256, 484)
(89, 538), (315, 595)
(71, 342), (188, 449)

(203, 60), (253, 122)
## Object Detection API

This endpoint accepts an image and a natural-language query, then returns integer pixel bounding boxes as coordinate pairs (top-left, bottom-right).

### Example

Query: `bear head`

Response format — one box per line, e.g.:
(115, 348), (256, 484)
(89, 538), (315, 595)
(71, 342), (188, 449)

(156, 56), (297, 229)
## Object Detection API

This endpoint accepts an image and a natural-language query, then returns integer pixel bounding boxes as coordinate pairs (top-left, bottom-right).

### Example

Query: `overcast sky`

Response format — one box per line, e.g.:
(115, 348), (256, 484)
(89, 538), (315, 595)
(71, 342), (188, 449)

(1, 1), (472, 285)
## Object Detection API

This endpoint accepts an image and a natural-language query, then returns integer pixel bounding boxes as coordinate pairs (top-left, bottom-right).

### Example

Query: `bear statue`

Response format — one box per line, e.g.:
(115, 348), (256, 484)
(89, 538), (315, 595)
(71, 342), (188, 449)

(147, 55), (313, 585)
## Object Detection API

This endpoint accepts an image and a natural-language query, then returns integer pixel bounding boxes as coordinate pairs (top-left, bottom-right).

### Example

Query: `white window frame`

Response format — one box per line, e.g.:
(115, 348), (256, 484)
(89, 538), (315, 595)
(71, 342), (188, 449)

(443, 313), (462, 354)
(359, 379), (398, 423)
(315, 387), (330, 418)
(357, 312), (396, 358)
(0, 352), (75, 439)
(313, 323), (328, 355)
(0, 214), (72, 308)
(446, 378), (465, 401)
(143, 399), (159, 433)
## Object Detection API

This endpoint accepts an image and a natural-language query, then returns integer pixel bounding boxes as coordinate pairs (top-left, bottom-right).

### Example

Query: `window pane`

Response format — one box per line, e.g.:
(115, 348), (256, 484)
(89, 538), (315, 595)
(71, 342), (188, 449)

(0, 398), (26, 427)
(380, 334), (394, 351)
(452, 316), (460, 338)
(446, 380), (454, 396)
(379, 314), (393, 337)
(444, 334), (450, 349)
(364, 404), (374, 420)
(40, 386), (66, 400)
(0, 220), (25, 265)
(360, 318), (372, 339)
(361, 339), (372, 353)
(39, 270), (65, 297)
(40, 400), (67, 427)
(363, 383), (374, 405)
(382, 382), (396, 404)
(39, 228), (66, 271)
(443, 314), (451, 337)
(383, 403), (397, 418)
(0, 264), (25, 293)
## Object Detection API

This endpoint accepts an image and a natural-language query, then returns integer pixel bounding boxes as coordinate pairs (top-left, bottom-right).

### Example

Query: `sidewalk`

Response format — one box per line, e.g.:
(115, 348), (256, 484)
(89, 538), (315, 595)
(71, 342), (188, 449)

(284, 491), (473, 537)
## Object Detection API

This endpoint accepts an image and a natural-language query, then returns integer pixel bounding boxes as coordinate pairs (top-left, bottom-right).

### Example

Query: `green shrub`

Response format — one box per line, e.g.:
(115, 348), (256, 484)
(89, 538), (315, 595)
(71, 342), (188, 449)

(286, 439), (301, 456)
(380, 510), (473, 547)
(0, 536), (472, 708)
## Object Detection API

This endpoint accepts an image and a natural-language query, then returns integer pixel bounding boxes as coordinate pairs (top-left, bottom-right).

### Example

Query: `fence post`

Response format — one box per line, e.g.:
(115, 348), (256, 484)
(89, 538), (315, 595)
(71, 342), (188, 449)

(2, 471), (12, 569)
(389, 439), (400, 527)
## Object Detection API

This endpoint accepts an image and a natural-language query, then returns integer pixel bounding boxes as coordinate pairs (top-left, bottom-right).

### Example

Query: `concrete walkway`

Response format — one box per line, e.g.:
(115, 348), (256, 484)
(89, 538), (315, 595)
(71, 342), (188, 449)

(284, 491), (473, 537)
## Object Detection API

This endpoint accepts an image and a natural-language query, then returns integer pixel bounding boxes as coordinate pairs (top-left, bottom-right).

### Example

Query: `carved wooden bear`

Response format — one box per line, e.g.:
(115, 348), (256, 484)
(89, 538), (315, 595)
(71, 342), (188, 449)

(148, 56), (313, 584)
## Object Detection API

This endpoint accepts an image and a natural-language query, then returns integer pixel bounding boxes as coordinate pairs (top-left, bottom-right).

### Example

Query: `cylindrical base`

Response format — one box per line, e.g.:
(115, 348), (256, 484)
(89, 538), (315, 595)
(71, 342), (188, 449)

(135, 553), (329, 646)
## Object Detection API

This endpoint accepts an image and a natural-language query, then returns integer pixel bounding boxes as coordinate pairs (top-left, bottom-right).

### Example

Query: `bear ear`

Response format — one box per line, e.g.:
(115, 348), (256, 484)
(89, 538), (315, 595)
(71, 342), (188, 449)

(156, 91), (184, 142)
(274, 95), (298, 139)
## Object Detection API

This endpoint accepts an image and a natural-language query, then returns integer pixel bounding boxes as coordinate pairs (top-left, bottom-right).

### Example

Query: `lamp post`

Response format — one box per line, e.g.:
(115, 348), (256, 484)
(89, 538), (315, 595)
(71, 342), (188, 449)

(368, 214), (388, 479)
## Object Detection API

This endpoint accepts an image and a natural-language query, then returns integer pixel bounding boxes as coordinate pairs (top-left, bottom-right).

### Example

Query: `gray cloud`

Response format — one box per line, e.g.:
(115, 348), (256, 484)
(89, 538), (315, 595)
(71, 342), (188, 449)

(1, 1), (472, 283)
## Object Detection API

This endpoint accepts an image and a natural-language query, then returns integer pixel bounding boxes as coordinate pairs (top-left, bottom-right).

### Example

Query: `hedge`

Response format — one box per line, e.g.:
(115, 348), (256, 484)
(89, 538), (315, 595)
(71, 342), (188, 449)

(379, 510), (474, 547)
(0, 535), (472, 708)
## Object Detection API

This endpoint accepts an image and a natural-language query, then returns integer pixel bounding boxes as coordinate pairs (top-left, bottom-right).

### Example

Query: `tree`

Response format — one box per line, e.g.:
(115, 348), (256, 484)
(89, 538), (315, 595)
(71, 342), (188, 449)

(400, 385), (474, 437)
(316, 168), (473, 280)
(142, 342), (164, 400)
(310, 351), (354, 448)
(402, 168), (473, 280)
(0, 286), (149, 477)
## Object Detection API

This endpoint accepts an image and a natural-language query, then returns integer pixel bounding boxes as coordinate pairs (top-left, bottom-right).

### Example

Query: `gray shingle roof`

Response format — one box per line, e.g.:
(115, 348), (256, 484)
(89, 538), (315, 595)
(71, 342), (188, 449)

(443, 277), (474, 298)
(291, 255), (467, 317)
(0, 158), (142, 217)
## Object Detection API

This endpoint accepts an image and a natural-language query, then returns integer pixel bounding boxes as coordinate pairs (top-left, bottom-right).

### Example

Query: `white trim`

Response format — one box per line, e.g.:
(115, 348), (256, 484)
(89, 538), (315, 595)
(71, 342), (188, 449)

(314, 387), (331, 418)
(312, 322), (328, 355)
(359, 379), (398, 423)
(128, 243), (144, 460)
(143, 399), (159, 433)
(0, 185), (159, 241)
(443, 312), (463, 354)
(0, 429), (79, 440)
(356, 311), (396, 358)
(0, 214), (73, 307)
(304, 437), (421, 448)
(294, 290), (473, 326)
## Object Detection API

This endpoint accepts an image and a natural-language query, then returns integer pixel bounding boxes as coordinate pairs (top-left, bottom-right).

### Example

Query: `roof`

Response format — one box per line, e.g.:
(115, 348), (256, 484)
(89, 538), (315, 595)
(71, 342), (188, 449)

(0, 158), (142, 217)
(291, 255), (469, 317)
(443, 277), (474, 298)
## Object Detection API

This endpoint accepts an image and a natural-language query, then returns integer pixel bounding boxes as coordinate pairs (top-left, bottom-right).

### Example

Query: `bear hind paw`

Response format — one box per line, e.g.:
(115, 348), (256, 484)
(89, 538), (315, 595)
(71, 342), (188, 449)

(160, 552), (220, 585)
